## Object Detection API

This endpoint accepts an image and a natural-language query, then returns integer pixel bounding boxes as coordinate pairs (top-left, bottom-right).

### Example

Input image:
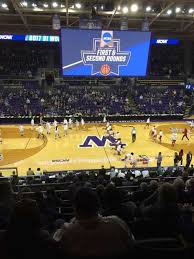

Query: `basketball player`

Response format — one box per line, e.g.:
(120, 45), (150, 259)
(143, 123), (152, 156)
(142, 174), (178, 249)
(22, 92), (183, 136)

(103, 115), (107, 123)
(76, 120), (80, 131)
(68, 117), (73, 129)
(151, 126), (155, 137)
(106, 121), (110, 129)
(46, 121), (51, 134)
(159, 130), (163, 143)
(182, 128), (189, 141)
(116, 144), (122, 156)
(81, 118), (85, 130)
(63, 121), (68, 136)
(145, 117), (150, 128)
(53, 119), (58, 128)
(131, 127), (137, 143)
(171, 132), (177, 147)
(37, 124), (44, 139)
(39, 113), (44, 125)
(63, 118), (68, 125)
(0, 129), (2, 144)
(31, 117), (35, 130)
(153, 128), (157, 142)
(19, 125), (24, 136)
(190, 120), (194, 130)
(54, 125), (60, 139)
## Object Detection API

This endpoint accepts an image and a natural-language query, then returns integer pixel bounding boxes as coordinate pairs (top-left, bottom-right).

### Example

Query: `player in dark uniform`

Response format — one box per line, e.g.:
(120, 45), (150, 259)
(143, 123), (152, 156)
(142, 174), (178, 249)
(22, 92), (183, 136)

(182, 128), (189, 140)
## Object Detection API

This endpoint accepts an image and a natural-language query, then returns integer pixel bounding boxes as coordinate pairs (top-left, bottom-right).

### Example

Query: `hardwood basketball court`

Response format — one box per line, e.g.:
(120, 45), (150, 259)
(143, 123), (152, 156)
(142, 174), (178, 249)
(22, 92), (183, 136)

(0, 121), (193, 176)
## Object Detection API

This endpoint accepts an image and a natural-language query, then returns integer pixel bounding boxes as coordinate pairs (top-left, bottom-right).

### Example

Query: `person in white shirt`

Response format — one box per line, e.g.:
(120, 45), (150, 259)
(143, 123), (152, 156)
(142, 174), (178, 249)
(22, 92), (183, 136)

(145, 117), (150, 128)
(171, 132), (177, 147)
(153, 128), (157, 142)
(31, 117), (35, 130)
(53, 119), (58, 128)
(63, 118), (68, 125)
(46, 122), (51, 134)
(103, 115), (107, 123)
(37, 125), (44, 139)
(68, 117), (73, 129)
(54, 125), (60, 139)
(159, 130), (163, 143)
(19, 125), (24, 136)
(81, 118), (85, 130)
(63, 121), (68, 136)
(116, 144), (122, 155)
(131, 127), (136, 143)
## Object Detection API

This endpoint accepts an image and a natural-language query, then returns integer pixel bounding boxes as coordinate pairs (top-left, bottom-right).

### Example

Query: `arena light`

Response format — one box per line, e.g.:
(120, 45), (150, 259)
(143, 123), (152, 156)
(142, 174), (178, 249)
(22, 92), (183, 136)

(101, 5), (104, 10)
(167, 9), (172, 15)
(75, 3), (81, 9)
(21, 1), (28, 7)
(146, 6), (151, 12)
(52, 2), (58, 8)
(175, 7), (181, 13)
(43, 3), (48, 8)
(122, 6), (129, 14)
(117, 5), (121, 11)
(1, 3), (8, 8)
(61, 4), (65, 8)
(130, 4), (138, 12)
(32, 3), (37, 7)
(188, 8), (194, 14)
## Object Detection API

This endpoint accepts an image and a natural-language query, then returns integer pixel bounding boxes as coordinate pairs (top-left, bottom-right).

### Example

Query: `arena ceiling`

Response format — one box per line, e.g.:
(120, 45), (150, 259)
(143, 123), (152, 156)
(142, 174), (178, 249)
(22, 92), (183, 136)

(1, 0), (194, 38)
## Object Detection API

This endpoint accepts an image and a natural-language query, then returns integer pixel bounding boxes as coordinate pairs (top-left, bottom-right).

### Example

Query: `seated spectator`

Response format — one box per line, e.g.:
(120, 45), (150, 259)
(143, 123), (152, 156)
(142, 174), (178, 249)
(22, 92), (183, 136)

(102, 185), (135, 222)
(188, 164), (194, 176)
(130, 182), (150, 204)
(26, 168), (34, 176)
(186, 178), (194, 205)
(0, 181), (15, 229)
(54, 187), (133, 256)
(141, 183), (181, 238)
(0, 199), (62, 259)
(173, 178), (186, 204)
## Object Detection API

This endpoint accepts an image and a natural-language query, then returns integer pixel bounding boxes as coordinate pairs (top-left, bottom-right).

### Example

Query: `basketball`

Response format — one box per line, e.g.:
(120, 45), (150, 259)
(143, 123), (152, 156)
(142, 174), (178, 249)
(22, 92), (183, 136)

(101, 64), (110, 75)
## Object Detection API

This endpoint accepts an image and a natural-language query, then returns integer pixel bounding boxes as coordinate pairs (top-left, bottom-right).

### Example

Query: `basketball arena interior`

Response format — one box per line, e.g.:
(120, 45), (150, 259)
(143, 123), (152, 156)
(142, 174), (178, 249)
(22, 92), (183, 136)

(1, 0), (194, 257)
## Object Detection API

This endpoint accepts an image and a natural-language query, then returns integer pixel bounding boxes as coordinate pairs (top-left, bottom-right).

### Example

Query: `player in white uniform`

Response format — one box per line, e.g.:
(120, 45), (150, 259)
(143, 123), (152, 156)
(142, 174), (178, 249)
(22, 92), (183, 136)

(31, 117), (35, 130)
(103, 115), (107, 123)
(116, 144), (122, 156)
(145, 117), (150, 128)
(115, 131), (120, 140)
(190, 120), (194, 130)
(68, 117), (73, 129)
(159, 130), (163, 143)
(19, 125), (24, 136)
(37, 125), (44, 138)
(63, 121), (68, 136)
(63, 118), (68, 125)
(153, 128), (157, 142)
(81, 118), (85, 129)
(54, 125), (60, 139)
(171, 132), (177, 147)
(46, 122), (51, 134)
(76, 120), (80, 130)
(53, 119), (58, 128)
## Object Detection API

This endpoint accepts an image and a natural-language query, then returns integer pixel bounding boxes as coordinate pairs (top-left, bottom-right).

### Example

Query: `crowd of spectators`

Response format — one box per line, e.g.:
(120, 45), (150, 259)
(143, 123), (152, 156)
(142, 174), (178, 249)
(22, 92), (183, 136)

(133, 85), (185, 114)
(1, 165), (194, 257)
(0, 85), (133, 117)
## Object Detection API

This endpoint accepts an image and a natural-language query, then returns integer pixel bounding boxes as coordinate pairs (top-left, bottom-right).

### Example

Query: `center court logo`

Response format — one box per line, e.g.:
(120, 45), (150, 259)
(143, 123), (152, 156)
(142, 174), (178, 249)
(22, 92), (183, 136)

(81, 30), (131, 76)
(79, 135), (126, 148)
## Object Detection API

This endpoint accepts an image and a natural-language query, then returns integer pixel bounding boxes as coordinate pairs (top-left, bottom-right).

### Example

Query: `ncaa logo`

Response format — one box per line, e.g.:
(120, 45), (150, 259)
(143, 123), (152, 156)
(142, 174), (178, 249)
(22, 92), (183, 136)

(102, 32), (112, 43)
